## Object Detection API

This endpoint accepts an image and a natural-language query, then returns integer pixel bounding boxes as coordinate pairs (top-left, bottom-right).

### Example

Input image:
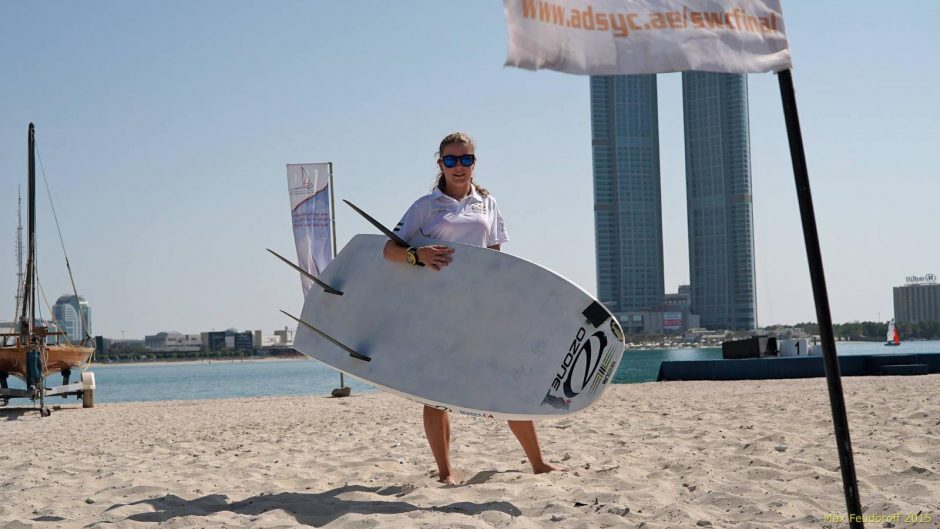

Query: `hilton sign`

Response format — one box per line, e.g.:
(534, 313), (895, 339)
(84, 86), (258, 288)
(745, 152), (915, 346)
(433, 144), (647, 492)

(906, 273), (937, 284)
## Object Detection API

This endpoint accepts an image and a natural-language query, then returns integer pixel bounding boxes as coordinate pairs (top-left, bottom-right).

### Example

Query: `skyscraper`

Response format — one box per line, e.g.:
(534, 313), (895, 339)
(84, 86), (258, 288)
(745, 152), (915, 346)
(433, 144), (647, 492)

(589, 73), (757, 331)
(53, 294), (92, 343)
(590, 75), (665, 316)
(894, 281), (940, 324)
(683, 72), (757, 330)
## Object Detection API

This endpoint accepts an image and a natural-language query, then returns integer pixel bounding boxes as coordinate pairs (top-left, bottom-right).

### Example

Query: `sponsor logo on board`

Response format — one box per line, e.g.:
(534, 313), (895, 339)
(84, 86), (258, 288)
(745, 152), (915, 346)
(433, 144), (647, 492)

(458, 409), (495, 419)
(609, 319), (623, 341)
(590, 350), (616, 394)
(540, 325), (610, 409)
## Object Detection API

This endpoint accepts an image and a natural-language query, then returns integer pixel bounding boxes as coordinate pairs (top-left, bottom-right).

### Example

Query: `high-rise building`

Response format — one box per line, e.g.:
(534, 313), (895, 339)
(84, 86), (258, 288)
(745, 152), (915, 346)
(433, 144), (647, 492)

(894, 280), (940, 324)
(682, 72), (757, 330)
(53, 294), (91, 343)
(589, 75), (665, 315)
(589, 73), (757, 331)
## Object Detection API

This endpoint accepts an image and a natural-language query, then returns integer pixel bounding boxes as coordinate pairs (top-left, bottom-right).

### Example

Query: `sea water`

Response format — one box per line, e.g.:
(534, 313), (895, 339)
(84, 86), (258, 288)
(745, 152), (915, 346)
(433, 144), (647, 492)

(4, 341), (938, 404)
(613, 340), (940, 383)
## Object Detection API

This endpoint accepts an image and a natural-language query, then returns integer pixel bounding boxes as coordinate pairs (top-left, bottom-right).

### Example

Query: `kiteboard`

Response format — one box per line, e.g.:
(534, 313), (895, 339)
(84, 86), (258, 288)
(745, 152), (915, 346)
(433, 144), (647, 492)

(284, 203), (625, 420)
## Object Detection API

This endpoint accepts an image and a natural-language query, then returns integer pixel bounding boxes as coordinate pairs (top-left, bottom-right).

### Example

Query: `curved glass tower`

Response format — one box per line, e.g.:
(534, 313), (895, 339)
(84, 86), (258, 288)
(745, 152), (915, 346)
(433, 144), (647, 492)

(53, 294), (92, 343)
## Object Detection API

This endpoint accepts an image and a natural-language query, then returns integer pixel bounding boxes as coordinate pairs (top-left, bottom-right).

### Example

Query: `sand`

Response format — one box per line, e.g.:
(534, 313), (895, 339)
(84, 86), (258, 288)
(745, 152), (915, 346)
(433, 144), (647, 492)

(1, 375), (938, 528)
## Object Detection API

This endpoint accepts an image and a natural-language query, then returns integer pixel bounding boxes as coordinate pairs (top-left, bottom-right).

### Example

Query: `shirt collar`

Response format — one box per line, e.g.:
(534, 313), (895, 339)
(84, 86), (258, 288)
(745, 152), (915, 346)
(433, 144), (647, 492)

(432, 184), (483, 204)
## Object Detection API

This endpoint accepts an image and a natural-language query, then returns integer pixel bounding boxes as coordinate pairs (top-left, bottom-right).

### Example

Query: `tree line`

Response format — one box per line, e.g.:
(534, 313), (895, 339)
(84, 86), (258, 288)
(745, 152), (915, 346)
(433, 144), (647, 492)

(95, 345), (303, 363)
(791, 320), (940, 341)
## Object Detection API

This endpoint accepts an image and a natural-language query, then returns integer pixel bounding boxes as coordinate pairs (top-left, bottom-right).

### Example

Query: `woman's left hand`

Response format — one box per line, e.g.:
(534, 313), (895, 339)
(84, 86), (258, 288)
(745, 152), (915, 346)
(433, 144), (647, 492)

(418, 245), (455, 271)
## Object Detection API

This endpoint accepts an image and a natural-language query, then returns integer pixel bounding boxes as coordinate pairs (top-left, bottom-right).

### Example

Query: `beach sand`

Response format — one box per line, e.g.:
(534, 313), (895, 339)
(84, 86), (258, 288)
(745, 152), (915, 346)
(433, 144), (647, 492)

(2, 375), (938, 528)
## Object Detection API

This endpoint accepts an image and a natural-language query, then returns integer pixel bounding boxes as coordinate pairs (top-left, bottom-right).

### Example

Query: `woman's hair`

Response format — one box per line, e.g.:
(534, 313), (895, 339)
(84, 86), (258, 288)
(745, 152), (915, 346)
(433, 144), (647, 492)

(434, 131), (488, 197)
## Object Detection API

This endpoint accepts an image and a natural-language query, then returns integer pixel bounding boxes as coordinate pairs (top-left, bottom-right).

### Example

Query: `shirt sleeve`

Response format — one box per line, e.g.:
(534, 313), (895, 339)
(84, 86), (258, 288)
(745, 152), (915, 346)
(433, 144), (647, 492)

(393, 198), (424, 245)
(487, 196), (509, 247)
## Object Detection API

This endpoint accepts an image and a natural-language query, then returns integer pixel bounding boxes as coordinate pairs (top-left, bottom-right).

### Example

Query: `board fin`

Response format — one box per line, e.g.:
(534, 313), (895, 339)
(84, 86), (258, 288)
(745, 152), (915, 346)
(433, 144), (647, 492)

(280, 310), (371, 362)
(343, 199), (410, 248)
(582, 300), (610, 328)
(267, 249), (343, 295)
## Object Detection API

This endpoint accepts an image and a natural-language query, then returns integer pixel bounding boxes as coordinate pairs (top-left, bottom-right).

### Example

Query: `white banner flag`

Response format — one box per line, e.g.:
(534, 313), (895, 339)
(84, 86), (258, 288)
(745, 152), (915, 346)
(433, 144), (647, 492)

(286, 163), (334, 296)
(504, 0), (791, 75)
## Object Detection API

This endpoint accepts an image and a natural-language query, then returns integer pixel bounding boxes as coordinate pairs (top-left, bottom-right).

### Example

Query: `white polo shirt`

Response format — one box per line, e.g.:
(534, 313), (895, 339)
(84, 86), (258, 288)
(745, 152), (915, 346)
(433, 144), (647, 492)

(393, 185), (508, 248)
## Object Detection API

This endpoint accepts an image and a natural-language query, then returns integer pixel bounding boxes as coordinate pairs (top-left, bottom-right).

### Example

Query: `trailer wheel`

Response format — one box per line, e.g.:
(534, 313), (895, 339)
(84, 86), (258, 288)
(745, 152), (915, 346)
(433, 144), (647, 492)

(81, 372), (96, 408)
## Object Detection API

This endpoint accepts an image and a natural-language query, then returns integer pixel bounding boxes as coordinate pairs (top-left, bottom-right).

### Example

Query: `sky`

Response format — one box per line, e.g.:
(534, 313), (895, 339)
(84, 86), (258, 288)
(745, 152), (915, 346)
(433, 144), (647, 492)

(1, 1), (938, 339)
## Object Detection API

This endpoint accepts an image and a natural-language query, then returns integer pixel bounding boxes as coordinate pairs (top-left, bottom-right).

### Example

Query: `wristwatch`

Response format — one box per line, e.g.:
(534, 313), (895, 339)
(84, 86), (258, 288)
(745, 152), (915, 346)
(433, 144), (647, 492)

(405, 247), (424, 267)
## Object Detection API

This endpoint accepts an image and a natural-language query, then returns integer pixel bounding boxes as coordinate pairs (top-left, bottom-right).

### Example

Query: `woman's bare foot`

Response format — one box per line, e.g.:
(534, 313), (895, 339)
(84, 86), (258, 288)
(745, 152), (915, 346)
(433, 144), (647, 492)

(532, 462), (569, 474)
(424, 407), (455, 485)
(507, 420), (568, 475)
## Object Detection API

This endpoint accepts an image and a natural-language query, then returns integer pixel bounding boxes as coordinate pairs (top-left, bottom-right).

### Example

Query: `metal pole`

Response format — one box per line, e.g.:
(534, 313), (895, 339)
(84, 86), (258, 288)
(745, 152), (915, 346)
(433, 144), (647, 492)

(328, 163), (346, 391)
(26, 124), (36, 334)
(25, 123), (48, 414)
(328, 162), (338, 258)
(777, 69), (864, 528)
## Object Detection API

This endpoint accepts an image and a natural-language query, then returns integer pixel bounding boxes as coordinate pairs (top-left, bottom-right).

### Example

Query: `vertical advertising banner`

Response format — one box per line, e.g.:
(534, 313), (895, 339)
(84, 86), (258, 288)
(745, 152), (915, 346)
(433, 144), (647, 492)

(286, 163), (334, 296)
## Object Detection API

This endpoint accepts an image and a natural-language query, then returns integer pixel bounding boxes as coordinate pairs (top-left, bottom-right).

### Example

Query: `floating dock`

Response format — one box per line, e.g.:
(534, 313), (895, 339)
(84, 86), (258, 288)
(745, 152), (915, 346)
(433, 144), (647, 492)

(657, 352), (940, 381)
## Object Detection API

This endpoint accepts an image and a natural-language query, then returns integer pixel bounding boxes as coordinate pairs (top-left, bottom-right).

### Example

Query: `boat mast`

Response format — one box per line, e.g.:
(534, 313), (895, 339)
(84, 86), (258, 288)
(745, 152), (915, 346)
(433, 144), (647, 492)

(19, 123), (36, 338)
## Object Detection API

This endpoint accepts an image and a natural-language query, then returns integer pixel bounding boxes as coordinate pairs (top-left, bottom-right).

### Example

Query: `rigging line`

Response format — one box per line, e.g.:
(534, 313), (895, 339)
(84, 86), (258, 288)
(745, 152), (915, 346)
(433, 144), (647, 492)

(32, 240), (40, 323)
(34, 140), (91, 344)
(33, 268), (50, 380)
(36, 268), (74, 348)
(11, 263), (23, 337)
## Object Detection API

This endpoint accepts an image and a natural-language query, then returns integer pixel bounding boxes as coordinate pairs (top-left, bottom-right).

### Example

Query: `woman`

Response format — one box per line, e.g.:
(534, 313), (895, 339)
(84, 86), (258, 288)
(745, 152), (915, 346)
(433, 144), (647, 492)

(383, 132), (565, 484)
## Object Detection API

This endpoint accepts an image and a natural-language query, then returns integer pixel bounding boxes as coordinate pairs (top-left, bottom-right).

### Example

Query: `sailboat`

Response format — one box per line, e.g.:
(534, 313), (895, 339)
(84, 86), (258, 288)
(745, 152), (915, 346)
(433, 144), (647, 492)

(0, 124), (96, 416)
(884, 318), (901, 347)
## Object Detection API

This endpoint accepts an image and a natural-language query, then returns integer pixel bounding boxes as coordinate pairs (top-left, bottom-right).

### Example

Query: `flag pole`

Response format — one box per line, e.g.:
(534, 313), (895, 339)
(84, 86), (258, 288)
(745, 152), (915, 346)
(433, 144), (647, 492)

(777, 68), (864, 528)
(327, 163), (349, 395)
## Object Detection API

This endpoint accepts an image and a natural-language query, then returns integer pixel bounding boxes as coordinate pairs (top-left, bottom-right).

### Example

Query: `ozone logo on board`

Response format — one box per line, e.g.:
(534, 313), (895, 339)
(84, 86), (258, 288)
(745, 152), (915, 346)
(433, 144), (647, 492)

(540, 326), (610, 410)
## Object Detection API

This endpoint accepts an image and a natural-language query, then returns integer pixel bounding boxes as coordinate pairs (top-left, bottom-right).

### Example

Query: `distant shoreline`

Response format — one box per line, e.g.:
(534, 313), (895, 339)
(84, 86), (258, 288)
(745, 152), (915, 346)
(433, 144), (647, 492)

(93, 338), (933, 365)
(92, 355), (307, 368)
(624, 344), (722, 351)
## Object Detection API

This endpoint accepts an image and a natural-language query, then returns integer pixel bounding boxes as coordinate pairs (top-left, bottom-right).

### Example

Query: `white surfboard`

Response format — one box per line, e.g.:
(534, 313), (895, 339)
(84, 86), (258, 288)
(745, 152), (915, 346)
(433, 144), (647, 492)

(291, 234), (625, 420)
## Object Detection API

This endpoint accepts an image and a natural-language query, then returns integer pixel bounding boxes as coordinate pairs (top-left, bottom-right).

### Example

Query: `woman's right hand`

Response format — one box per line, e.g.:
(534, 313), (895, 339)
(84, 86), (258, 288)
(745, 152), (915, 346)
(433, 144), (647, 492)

(417, 245), (455, 271)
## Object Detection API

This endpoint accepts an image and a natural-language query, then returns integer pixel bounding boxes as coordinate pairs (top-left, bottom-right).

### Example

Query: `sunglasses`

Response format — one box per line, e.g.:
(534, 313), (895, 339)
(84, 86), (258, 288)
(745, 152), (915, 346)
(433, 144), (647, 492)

(440, 154), (476, 168)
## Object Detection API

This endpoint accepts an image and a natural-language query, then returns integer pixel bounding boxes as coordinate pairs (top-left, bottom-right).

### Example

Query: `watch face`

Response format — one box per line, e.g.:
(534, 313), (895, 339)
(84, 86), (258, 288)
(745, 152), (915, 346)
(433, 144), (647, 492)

(406, 249), (417, 265)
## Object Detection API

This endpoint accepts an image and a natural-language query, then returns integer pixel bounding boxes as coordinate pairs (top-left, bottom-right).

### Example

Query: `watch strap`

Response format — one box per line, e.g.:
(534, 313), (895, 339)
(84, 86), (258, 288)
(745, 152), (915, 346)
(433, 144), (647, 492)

(407, 247), (425, 267)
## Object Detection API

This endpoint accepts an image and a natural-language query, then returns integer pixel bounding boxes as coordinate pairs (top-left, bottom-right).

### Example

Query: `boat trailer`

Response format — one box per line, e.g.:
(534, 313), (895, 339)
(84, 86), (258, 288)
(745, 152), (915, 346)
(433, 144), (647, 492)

(0, 369), (96, 416)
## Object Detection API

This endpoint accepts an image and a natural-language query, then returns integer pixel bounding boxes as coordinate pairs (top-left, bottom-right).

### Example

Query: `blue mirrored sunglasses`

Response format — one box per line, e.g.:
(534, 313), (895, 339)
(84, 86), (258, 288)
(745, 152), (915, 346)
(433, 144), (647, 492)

(441, 154), (476, 168)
